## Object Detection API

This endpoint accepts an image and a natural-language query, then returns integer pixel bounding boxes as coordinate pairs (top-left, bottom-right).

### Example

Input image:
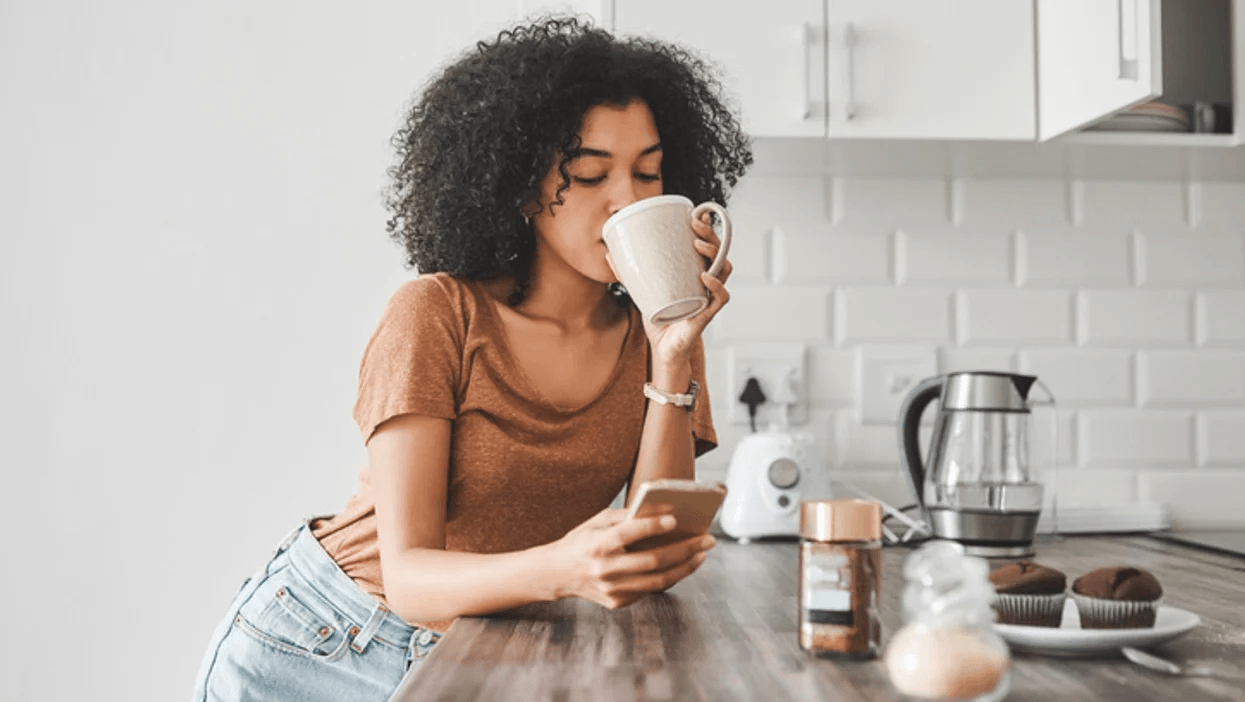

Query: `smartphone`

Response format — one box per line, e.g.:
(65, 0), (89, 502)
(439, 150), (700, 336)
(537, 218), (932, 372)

(624, 479), (727, 551)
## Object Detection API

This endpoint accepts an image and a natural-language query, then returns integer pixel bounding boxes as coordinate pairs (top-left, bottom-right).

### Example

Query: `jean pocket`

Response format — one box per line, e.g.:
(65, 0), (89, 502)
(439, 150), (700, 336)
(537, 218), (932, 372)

(235, 575), (349, 660)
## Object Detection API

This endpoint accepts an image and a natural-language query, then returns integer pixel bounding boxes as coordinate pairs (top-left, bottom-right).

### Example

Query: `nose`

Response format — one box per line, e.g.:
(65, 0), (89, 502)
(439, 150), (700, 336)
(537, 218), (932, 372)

(608, 177), (642, 217)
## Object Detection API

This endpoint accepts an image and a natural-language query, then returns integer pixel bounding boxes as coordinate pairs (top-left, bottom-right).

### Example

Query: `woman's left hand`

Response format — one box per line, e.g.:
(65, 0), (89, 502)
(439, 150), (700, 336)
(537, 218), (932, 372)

(608, 210), (732, 367)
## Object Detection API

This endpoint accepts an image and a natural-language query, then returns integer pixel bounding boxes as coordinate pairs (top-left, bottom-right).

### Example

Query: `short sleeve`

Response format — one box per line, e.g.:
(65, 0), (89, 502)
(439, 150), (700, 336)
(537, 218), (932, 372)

(689, 337), (717, 457)
(353, 276), (464, 443)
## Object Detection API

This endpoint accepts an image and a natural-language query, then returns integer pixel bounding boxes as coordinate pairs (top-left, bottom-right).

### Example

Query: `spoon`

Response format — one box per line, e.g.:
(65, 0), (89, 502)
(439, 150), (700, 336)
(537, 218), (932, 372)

(1122, 646), (1244, 680)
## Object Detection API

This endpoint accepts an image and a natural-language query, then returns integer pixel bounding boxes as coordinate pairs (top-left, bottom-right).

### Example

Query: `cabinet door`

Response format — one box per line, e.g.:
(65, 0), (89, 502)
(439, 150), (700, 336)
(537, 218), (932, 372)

(825, 0), (1036, 140)
(1037, 0), (1163, 140)
(614, 0), (826, 137)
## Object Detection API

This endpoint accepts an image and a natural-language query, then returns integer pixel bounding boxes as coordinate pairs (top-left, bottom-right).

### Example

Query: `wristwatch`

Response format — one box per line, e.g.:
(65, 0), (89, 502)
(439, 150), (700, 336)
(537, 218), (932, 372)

(643, 379), (700, 411)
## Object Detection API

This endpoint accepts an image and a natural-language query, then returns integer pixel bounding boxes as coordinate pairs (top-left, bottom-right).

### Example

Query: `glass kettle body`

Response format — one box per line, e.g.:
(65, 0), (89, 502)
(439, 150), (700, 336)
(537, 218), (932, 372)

(898, 372), (1051, 557)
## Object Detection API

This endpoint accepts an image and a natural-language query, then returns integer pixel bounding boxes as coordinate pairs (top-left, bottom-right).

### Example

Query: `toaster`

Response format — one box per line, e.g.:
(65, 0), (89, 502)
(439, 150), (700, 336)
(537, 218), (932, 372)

(719, 428), (828, 542)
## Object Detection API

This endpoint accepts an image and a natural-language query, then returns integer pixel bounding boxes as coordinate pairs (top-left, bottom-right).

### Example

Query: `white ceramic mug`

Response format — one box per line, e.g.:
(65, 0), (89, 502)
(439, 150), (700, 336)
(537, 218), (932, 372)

(601, 194), (732, 325)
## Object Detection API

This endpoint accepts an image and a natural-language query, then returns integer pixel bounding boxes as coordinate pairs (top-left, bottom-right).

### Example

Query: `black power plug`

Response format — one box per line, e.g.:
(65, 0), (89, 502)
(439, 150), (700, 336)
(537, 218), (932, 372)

(738, 377), (766, 433)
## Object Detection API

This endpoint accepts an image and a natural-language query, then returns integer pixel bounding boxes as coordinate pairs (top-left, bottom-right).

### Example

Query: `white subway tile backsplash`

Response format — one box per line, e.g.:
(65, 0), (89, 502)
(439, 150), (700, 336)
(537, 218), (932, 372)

(841, 289), (951, 343)
(711, 287), (830, 341)
(808, 346), (858, 406)
(1020, 230), (1132, 286)
(835, 411), (926, 470)
(1138, 470), (1245, 528)
(1140, 234), (1245, 286)
(1080, 410), (1193, 467)
(1048, 469), (1138, 508)
(960, 179), (1070, 229)
(1198, 291), (1245, 346)
(825, 470), (919, 509)
(730, 175), (828, 225)
(1081, 291), (1191, 346)
(777, 227), (890, 284)
(1081, 180), (1188, 231)
(1141, 351), (1245, 406)
(938, 347), (1015, 374)
(1020, 350), (1132, 406)
(835, 177), (950, 232)
(960, 291), (1073, 345)
(705, 173), (1245, 527)
(902, 232), (1012, 285)
(1199, 411), (1245, 466)
(723, 223), (770, 283)
(1198, 182), (1245, 234)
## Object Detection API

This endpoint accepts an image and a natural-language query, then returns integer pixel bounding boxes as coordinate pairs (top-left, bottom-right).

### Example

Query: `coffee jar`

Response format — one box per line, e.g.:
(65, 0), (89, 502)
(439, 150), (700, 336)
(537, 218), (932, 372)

(797, 499), (883, 658)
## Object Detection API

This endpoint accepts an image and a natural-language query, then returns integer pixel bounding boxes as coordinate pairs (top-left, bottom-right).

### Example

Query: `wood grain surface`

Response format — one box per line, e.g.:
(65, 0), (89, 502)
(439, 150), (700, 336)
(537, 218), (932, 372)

(389, 535), (1245, 701)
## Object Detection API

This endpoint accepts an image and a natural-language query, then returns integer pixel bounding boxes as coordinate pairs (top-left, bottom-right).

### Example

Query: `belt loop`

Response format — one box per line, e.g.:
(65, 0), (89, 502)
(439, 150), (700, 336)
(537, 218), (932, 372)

(350, 602), (389, 654)
(271, 523), (303, 559)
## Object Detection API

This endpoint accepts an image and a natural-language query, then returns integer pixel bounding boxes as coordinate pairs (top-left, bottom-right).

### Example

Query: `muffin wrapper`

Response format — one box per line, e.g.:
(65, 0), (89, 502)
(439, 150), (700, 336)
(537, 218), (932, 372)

(990, 592), (1066, 627)
(1071, 592), (1160, 629)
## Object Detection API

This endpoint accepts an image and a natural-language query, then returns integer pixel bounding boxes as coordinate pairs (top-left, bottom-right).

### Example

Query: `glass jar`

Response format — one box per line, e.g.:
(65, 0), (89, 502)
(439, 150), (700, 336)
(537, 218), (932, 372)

(797, 499), (883, 658)
(883, 540), (1011, 701)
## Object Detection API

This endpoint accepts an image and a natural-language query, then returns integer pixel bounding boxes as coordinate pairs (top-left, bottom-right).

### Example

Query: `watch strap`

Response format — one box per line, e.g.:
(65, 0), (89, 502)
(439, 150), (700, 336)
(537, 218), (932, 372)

(644, 379), (700, 410)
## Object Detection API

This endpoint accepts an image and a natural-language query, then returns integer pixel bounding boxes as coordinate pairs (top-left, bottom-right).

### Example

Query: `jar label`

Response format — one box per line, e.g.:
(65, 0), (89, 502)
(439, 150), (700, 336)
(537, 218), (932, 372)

(803, 552), (853, 626)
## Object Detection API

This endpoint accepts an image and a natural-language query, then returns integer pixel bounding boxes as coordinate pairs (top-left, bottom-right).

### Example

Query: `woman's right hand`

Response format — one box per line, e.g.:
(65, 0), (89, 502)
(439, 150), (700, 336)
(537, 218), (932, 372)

(545, 507), (716, 609)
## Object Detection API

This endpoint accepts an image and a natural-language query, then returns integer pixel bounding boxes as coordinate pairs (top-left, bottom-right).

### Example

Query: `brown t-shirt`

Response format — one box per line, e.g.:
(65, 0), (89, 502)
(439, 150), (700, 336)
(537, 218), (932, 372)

(312, 273), (716, 631)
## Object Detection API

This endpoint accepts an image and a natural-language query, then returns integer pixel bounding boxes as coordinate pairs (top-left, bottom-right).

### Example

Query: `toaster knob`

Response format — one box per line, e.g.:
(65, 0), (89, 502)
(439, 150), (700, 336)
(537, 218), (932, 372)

(767, 458), (800, 490)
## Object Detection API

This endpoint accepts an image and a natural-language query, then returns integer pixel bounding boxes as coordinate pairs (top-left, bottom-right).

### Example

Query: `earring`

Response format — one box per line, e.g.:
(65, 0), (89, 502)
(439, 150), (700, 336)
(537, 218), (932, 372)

(522, 214), (531, 227)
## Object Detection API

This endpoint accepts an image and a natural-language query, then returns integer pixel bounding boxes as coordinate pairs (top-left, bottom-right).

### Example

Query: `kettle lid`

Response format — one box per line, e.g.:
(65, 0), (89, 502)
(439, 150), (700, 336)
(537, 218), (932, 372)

(942, 371), (1037, 412)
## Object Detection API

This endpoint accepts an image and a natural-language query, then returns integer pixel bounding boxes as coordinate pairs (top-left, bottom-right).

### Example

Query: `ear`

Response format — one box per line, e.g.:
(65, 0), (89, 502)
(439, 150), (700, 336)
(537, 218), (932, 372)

(519, 200), (541, 219)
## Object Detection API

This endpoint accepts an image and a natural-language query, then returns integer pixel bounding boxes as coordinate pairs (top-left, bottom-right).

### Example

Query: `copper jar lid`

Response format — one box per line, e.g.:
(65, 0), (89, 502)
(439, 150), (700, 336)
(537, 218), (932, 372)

(800, 499), (882, 542)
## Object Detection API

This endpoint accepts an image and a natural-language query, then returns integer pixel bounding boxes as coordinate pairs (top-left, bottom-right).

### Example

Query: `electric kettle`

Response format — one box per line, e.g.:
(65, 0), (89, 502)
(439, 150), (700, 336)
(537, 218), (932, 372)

(897, 372), (1054, 558)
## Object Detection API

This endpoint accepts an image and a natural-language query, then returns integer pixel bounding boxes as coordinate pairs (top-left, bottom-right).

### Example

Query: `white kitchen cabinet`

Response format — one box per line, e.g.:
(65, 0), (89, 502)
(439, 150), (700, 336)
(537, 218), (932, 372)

(613, 0), (827, 138)
(823, 0), (1036, 140)
(1037, 0), (1163, 140)
(614, 0), (1036, 140)
(612, 0), (1241, 147)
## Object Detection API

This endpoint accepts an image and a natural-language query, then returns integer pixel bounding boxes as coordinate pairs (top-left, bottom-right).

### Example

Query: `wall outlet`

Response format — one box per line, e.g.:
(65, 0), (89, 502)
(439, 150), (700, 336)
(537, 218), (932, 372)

(859, 345), (937, 425)
(728, 343), (807, 427)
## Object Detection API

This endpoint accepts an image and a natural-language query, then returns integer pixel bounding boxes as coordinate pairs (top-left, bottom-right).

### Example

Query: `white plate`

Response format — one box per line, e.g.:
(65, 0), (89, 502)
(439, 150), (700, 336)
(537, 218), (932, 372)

(994, 599), (1200, 657)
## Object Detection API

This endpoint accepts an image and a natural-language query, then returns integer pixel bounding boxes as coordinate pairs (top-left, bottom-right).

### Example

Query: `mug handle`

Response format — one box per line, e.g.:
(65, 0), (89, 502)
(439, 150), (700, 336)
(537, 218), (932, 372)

(690, 202), (732, 279)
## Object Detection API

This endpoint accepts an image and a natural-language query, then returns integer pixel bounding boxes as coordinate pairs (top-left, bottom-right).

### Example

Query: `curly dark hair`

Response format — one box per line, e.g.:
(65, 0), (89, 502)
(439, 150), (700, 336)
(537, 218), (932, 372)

(383, 15), (753, 302)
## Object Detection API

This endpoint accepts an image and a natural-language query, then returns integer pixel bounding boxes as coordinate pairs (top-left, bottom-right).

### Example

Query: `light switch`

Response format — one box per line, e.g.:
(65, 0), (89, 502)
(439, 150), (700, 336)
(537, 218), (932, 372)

(859, 346), (937, 426)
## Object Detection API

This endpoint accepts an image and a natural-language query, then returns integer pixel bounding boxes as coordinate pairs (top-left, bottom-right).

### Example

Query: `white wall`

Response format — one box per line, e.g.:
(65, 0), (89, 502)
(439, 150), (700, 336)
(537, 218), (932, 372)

(0, 1), (603, 700)
(698, 175), (1245, 529)
(3, 1), (1244, 701)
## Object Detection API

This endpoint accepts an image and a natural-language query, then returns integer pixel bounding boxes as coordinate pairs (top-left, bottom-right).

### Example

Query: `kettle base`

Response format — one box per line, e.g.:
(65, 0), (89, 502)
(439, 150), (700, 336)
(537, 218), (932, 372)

(926, 507), (1040, 559)
(960, 543), (1035, 558)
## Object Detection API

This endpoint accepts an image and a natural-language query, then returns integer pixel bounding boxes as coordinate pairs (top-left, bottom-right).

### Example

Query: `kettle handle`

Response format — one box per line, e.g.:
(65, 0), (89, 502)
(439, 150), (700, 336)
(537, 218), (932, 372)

(897, 375), (946, 508)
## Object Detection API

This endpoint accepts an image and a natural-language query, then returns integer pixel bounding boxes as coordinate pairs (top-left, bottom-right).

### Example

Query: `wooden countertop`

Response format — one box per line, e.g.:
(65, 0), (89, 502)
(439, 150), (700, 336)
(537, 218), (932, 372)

(389, 535), (1245, 701)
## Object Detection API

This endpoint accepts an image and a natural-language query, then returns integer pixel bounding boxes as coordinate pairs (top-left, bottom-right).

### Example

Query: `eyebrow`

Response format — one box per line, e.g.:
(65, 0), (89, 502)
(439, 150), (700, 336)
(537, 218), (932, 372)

(570, 142), (663, 159)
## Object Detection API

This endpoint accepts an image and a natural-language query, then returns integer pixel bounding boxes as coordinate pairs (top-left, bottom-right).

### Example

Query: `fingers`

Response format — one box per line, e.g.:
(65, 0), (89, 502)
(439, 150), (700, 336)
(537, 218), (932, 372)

(605, 549), (710, 602)
(609, 514), (678, 553)
(694, 272), (730, 322)
(605, 533), (715, 578)
(691, 214), (720, 247)
(692, 238), (732, 283)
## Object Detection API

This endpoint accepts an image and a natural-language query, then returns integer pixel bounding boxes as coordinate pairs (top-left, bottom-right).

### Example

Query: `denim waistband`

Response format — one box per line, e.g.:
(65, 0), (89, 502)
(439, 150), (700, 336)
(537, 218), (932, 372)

(278, 521), (417, 648)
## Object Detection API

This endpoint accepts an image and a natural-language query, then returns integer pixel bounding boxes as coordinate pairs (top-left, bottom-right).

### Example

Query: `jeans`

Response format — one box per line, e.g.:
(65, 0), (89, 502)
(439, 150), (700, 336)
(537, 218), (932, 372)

(192, 521), (440, 702)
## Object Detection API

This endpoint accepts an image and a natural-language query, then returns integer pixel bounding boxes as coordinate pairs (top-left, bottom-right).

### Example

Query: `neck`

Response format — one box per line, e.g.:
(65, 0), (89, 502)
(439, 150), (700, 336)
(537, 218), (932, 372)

(517, 248), (620, 332)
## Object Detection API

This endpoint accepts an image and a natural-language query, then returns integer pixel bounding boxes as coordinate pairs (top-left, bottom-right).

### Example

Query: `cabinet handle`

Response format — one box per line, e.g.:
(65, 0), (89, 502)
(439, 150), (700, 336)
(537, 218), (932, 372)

(844, 22), (857, 121)
(1117, 0), (1139, 80)
(801, 22), (815, 120)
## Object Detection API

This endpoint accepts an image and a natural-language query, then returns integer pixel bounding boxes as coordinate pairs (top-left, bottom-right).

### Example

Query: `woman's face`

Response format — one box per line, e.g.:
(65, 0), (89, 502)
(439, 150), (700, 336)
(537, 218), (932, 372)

(529, 99), (664, 284)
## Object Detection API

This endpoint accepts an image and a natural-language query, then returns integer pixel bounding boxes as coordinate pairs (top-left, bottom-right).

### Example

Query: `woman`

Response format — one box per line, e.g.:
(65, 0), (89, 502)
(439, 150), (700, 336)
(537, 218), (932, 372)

(193, 15), (752, 702)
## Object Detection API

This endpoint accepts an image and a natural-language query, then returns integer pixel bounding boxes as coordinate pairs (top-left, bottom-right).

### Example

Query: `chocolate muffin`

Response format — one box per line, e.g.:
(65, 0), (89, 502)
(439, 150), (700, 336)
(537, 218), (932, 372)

(988, 561), (1067, 627)
(1071, 566), (1163, 629)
